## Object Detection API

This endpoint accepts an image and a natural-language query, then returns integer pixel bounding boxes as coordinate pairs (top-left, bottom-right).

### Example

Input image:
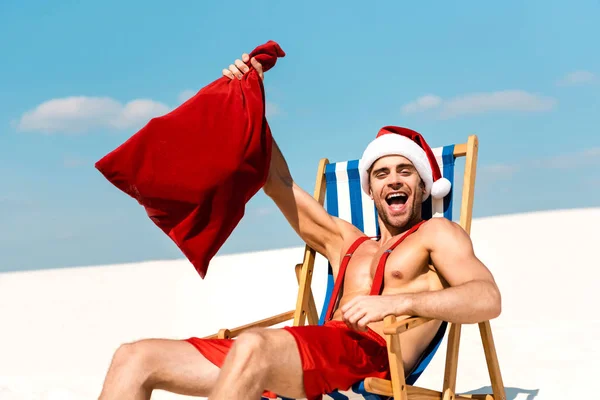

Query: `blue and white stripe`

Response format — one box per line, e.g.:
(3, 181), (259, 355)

(263, 144), (456, 400)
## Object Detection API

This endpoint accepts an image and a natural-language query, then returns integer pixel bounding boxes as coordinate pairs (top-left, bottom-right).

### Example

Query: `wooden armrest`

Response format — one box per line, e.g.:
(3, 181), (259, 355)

(203, 310), (295, 339)
(383, 316), (433, 335)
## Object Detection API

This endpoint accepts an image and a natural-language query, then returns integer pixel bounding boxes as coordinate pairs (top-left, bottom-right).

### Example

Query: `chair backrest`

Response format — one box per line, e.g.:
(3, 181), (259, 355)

(317, 143), (457, 384)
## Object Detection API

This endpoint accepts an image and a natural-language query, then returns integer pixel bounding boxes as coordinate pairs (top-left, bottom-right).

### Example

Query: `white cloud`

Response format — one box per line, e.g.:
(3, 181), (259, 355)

(440, 90), (556, 118)
(17, 96), (170, 134)
(251, 206), (275, 217)
(18, 91), (282, 134)
(479, 147), (600, 183)
(266, 101), (280, 117)
(477, 164), (521, 188)
(401, 90), (556, 119)
(531, 147), (600, 169)
(177, 89), (197, 103)
(400, 95), (442, 115)
(110, 99), (170, 130)
(557, 70), (597, 86)
(481, 164), (519, 178)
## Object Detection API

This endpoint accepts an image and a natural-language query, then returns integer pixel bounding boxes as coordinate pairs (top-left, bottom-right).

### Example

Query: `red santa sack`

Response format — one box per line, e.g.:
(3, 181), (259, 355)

(95, 40), (285, 278)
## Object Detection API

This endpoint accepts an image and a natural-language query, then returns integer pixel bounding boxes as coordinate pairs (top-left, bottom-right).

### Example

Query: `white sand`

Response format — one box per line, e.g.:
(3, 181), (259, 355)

(1, 207), (598, 399)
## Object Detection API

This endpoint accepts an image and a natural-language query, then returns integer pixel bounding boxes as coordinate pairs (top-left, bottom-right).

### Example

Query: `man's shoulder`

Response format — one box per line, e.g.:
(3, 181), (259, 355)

(419, 218), (468, 248)
(334, 216), (367, 240)
(420, 216), (460, 233)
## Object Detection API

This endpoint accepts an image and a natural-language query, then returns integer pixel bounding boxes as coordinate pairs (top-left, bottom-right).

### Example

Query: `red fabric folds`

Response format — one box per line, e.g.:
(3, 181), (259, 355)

(95, 40), (285, 278)
(185, 320), (389, 400)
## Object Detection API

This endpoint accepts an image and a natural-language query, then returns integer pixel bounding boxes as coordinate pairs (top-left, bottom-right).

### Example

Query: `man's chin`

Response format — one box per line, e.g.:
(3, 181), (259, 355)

(376, 204), (413, 227)
(391, 218), (411, 228)
(382, 212), (410, 228)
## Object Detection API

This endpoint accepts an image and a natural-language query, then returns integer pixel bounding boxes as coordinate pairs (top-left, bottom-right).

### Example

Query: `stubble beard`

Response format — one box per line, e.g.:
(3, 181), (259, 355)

(375, 196), (422, 234)
(374, 185), (425, 234)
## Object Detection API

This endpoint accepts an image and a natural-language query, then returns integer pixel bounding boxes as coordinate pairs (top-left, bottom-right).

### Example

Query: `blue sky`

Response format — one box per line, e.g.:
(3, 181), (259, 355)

(1, 0), (599, 273)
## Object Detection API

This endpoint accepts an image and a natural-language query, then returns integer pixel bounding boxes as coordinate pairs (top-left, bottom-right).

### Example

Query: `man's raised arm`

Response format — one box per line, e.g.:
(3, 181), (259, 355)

(263, 139), (351, 260)
(223, 53), (356, 261)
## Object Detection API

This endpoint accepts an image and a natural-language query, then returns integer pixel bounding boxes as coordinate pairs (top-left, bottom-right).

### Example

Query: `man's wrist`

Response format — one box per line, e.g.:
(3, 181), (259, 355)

(393, 293), (416, 316)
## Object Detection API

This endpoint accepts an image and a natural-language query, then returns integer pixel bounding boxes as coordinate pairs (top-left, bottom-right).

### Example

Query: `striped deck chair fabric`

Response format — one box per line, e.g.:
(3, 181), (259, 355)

(263, 144), (457, 400)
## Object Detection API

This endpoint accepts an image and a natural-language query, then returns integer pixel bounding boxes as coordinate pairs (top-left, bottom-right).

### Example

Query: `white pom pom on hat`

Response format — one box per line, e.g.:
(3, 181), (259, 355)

(430, 175), (451, 199)
(358, 126), (451, 202)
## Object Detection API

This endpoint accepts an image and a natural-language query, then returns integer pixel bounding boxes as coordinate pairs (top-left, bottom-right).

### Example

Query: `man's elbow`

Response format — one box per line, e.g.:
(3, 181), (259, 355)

(263, 181), (275, 198)
(486, 284), (502, 320)
(263, 179), (283, 199)
(263, 172), (293, 198)
(262, 174), (278, 197)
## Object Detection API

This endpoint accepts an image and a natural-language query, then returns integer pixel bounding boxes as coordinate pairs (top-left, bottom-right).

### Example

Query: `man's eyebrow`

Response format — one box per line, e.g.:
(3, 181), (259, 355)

(395, 163), (416, 170)
(371, 166), (389, 175)
(371, 163), (415, 175)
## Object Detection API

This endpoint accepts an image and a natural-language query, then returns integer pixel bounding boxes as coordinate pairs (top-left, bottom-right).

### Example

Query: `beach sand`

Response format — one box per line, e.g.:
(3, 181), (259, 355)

(1, 208), (598, 399)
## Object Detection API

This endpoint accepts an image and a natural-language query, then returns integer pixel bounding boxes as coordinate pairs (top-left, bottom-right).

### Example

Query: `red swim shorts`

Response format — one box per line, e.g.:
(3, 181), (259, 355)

(185, 320), (390, 399)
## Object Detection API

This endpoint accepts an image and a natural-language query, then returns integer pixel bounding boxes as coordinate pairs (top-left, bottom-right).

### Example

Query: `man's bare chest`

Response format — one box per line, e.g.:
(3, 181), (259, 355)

(341, 237), (432, 294)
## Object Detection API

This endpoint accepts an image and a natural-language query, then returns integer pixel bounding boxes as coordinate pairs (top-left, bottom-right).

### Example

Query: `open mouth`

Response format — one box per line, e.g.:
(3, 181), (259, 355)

(385, 192), (408, 210)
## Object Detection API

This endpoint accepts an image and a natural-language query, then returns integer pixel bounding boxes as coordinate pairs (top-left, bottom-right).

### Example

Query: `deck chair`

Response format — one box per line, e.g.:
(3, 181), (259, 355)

(208, 135), (506, 400)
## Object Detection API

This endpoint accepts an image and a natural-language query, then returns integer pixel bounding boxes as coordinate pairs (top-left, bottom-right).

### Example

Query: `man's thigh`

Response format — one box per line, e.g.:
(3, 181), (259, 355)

(244, 328), (305, 398)
(192, 328), (306, 398)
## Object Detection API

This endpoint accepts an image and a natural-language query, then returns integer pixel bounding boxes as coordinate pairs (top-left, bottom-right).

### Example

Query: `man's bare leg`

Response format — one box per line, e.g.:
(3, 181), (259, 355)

(98, 339), (220, 400)
(209, 328), (306, 400)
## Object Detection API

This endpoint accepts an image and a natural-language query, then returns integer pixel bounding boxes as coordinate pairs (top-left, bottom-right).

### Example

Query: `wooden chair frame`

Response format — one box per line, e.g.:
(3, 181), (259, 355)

(206, 135), (506, 400)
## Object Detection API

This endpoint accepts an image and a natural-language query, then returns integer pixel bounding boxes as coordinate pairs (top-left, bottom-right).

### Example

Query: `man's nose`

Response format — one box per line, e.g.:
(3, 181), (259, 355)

(387, 175), (404, 188)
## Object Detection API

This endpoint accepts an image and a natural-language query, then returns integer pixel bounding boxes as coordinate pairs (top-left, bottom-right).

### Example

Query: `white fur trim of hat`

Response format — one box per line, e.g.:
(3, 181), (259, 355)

(358, 127), (452, 201)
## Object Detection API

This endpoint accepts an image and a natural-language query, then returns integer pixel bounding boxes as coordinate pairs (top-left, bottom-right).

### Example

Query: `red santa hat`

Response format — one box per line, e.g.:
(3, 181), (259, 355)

(358, 126), (452, 201)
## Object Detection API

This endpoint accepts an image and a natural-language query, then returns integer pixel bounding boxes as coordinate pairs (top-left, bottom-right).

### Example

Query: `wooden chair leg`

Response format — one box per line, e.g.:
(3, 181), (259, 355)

(442, 323), (462, 400)
(441, 134), (472, 399)
(293, 248), (318, 326)
(479, 321), (506, 400)
(384, 316), (408, 400)
(295, 263), (319, 325)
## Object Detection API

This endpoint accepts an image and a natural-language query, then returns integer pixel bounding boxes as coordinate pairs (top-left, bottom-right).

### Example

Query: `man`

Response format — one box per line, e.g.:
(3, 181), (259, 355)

(98, 54), (501, 400)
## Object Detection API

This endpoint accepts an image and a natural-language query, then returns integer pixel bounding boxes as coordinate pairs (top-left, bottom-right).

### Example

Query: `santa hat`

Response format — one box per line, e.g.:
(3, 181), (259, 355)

(358, 126), (451, 201)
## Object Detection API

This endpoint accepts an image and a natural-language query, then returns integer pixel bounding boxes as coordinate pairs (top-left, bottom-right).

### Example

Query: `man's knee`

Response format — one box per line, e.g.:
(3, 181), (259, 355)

(233, 329), (268, 354)
(110, 340), (156, 374)
(230, 329), (273, 369)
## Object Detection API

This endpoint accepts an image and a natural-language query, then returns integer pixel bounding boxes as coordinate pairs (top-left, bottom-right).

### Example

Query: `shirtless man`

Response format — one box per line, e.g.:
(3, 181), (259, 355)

(98, 54), (501, 400)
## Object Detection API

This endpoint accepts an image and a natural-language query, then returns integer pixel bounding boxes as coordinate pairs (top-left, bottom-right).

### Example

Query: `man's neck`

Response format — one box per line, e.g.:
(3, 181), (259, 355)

(378, 217), (423, 245)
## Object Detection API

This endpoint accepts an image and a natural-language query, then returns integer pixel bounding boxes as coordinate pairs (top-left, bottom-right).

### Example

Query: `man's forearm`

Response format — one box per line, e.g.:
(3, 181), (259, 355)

(399, 280), (501, 324)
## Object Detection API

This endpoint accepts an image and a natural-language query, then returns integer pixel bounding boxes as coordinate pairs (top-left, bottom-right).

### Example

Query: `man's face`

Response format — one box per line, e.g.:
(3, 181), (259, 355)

(368, 155), (425, 230)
